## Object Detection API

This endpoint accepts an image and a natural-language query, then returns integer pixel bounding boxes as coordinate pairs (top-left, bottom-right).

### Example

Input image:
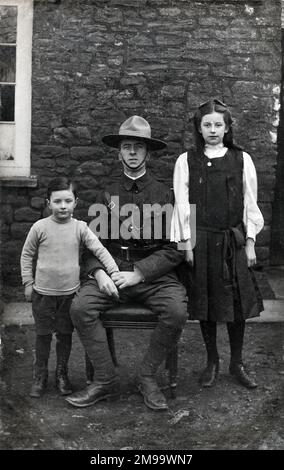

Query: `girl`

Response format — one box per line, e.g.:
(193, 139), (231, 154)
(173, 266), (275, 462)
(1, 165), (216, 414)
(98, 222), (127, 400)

(171, 99), (264, 389)
(21, 177), (119, 398)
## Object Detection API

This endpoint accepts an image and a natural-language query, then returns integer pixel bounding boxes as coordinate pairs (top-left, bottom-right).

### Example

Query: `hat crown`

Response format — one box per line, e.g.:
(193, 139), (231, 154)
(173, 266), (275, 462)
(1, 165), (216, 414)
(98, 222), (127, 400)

(119, 115), (151, 139)
(102, 115), (166, 150)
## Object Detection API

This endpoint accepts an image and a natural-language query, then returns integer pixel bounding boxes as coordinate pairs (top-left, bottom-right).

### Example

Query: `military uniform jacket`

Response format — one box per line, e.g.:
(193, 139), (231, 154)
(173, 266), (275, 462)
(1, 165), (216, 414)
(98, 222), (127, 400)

(84, 172), (185, 283)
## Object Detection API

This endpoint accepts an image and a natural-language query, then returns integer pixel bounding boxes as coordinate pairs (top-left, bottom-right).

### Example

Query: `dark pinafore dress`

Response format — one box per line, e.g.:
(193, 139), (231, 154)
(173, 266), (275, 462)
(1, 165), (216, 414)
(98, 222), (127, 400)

(187, 148), (263, 322)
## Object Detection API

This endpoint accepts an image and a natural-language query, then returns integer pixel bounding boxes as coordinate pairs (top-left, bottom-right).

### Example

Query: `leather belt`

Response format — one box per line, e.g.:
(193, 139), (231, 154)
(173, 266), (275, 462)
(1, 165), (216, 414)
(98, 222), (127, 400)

(108, 243), (158, 261)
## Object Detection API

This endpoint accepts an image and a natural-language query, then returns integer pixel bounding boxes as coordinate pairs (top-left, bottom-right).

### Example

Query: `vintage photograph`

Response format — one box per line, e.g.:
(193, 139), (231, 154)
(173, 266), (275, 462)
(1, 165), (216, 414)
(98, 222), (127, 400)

(0, 0), (283, 457)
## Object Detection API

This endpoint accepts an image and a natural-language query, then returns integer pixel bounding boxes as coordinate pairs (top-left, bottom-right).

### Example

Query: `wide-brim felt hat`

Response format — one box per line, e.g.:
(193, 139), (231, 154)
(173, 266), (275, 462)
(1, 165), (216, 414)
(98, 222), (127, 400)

(102, 115), (167, 151)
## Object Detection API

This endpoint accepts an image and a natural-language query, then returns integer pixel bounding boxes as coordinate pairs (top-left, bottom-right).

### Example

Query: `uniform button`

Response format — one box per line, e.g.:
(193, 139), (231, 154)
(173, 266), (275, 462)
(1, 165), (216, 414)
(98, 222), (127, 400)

(207, 161), (212, 167)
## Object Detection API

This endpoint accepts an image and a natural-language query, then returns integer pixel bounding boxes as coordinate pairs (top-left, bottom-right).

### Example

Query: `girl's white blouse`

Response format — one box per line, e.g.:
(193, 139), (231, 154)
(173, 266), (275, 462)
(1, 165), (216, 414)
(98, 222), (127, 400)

(170, 149), (264, 244)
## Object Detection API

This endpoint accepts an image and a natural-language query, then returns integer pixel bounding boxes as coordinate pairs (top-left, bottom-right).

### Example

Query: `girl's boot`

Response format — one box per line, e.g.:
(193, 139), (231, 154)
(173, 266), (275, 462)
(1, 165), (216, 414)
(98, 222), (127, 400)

(227, 321), (257, 389)
(30, 334), (51, 398)
(199, 321), (219, 387)
(55, 333), (73, 395)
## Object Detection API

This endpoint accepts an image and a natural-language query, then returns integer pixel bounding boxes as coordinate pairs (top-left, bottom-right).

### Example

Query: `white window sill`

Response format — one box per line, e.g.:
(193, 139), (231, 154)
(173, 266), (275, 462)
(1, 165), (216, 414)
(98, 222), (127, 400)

(0, 175), (37, 187)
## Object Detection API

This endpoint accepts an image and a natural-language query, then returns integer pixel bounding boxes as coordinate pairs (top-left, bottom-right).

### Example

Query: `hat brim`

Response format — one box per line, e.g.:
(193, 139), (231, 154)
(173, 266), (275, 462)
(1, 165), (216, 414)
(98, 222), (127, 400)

(102, 134), (167, 151)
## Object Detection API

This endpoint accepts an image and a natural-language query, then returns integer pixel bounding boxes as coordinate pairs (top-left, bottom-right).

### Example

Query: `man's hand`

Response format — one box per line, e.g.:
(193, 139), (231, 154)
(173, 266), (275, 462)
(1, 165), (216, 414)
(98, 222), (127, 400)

(111, 266), (144, 289)
(94, 269), (120, 299)
(24, 284), (33, 302)
(245, 237), (257, 267)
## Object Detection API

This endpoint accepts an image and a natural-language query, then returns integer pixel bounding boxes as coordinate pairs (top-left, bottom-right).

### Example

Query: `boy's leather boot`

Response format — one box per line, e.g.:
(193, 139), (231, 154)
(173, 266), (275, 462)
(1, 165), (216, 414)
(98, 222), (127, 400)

(29, 371), (48, 398)
(55, 364), (72, 395)
(29, 334), (51, 398)
(55, 333), (73, 395)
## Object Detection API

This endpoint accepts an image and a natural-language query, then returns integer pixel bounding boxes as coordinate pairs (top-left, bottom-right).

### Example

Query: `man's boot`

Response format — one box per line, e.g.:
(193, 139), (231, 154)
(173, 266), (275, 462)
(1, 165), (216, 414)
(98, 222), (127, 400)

(137, 323), (181, 411)
(55, 333), (73, 395)
(65, 321), (119, 407)
(65, 379), (120, 408)
(199, 321), (219, 387)
(227, 321), (258, 389)
(29, 334), (51, 398)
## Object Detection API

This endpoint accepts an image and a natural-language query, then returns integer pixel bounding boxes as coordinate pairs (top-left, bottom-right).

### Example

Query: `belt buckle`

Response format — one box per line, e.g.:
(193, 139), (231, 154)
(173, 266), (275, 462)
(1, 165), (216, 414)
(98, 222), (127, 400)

(121, 246), (130, 261)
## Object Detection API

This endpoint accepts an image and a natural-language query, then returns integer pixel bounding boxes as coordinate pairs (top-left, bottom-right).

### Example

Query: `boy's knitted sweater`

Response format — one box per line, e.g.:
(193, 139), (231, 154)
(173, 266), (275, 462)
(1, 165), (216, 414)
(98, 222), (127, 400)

(20, 216), (118, 296)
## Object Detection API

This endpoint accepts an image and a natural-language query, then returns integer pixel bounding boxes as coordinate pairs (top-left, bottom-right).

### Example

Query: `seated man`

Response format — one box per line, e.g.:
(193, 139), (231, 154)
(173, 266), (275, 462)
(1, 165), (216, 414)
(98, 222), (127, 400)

(66, 115), (188, 411)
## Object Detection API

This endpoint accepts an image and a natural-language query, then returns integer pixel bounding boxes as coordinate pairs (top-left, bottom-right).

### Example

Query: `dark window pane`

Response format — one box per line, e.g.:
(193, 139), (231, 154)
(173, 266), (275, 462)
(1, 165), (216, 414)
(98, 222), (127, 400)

(0, 6), (17, 43)
(0, 85), (15, 121)
(0, 46), (16, 82)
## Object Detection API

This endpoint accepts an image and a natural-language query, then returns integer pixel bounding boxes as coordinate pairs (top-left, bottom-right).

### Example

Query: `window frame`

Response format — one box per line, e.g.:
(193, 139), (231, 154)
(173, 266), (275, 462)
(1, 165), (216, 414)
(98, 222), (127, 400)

(0, 0), (33, 179)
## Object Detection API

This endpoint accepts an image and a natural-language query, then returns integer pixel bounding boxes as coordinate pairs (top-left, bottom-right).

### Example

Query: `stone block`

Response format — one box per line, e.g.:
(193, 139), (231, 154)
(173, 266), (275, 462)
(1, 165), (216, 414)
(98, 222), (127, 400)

(161, 85), (185, 100)
(31, 127), (53, 145)
(30, 197), (45, 210)
(70, 147), (97, 160)
(10, 223), (33, 240)
(32, 145), (70, 159)
(156, 34), (186, 46)
(184, 50), (227, 65)
(78, 162), (108, 177)
(0, 193), (29, 207)
(159, 8), (181, 17)
(0, 222), (9, 237)
(1, 240), (22, 260)
(55, 157), (78, 168)
(53, 126), (92, 146)
(78, 190), (99, 203)
(259, 203), (272, 224)
(255, 246), (270, 262)
(199, 16), (229, 27)
(32, 157), (56, 169)
(14, 208), (41, 223)
(256, 226), (271, 246)
(254, 55), (280, 72)
(0, 205), (13, 224)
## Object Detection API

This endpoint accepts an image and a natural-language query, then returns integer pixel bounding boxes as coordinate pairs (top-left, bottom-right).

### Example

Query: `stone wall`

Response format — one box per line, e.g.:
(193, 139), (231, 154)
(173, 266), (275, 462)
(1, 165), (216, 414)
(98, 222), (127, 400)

(0, 0), (282, 287)
(271, 6), (284, 264)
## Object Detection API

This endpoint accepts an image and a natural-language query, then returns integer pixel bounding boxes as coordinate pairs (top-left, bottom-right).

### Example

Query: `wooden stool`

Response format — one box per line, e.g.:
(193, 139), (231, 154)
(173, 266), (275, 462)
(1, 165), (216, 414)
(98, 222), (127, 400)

(85, 303), (178, 398)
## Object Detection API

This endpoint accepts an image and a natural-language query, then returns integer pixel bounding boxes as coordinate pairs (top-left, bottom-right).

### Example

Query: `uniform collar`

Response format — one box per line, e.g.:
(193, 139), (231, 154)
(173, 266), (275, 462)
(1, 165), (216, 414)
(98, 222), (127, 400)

(123, 171), (152, 191)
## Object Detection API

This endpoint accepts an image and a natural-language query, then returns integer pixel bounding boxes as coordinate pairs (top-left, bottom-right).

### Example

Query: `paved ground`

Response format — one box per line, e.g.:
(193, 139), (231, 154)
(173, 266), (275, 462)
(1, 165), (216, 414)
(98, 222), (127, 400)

(0, 267), (283, 452)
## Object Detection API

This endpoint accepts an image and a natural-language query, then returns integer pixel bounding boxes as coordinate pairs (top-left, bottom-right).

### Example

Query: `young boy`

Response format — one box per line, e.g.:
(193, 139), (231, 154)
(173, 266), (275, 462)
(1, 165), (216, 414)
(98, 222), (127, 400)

(20, 177), (119, 398)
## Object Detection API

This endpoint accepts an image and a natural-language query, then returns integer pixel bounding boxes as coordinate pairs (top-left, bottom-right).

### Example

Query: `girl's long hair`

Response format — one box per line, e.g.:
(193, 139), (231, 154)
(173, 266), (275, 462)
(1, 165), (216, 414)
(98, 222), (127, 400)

(193, 99), (242, 155)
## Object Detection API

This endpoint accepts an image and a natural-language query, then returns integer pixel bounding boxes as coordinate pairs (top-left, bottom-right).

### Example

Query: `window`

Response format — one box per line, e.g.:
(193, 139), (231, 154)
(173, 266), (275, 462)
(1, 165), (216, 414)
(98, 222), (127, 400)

(0, 0), (33, 179)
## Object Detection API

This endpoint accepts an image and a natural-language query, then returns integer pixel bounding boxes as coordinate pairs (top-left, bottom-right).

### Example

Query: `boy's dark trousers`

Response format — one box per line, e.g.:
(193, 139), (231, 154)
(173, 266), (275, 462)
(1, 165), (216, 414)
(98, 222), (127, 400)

(30, 333), (73, 398)
(30, 292), (74, 397)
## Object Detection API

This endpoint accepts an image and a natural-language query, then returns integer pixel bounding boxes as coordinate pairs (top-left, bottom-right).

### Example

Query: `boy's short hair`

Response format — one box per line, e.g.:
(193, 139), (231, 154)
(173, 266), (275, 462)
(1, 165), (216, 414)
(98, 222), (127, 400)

(46, 177), (77, 200)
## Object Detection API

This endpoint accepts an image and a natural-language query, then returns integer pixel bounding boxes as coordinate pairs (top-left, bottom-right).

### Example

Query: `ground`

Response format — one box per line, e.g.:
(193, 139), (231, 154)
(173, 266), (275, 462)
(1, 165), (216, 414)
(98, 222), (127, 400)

(0, 321), (283, 451)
